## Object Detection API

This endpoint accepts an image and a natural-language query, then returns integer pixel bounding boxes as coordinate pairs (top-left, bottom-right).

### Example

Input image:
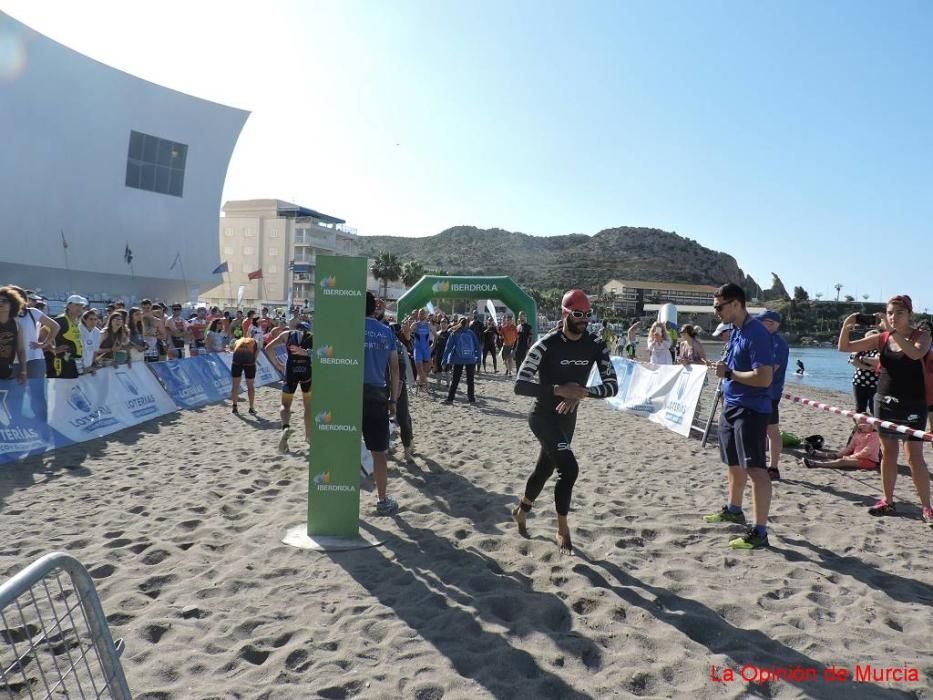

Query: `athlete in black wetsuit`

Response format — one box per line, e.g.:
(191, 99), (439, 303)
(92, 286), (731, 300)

(267, 322), (313, 453)
(512, 289), (618, 554)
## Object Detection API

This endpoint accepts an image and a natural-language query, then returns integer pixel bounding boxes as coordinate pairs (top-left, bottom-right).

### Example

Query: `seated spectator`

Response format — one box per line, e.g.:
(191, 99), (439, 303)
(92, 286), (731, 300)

(803, 421), (881, 470)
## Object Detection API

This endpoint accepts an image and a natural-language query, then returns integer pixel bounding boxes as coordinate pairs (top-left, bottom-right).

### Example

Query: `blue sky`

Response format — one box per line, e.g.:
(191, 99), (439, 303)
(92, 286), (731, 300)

(3, 1), (931, 309)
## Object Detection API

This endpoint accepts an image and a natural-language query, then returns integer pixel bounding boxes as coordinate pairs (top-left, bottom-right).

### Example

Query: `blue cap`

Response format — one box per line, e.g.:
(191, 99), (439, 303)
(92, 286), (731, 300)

(297, 321), (311, 331)
(756, 310), (782, 324)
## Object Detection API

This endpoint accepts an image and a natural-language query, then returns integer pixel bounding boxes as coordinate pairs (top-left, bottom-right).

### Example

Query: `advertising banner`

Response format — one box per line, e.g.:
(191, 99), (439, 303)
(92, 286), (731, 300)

(600, 358), (707, 437)
(48, 365), (176, 444)
(147, 358), (219, 409)
(308, 256), (366, 537)
(0, 379), (62, 463)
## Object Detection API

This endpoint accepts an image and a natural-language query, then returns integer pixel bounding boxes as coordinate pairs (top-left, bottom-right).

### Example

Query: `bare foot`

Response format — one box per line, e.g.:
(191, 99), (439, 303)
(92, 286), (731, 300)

(511, 506), (529, 538)
(556, 531), (573, 556)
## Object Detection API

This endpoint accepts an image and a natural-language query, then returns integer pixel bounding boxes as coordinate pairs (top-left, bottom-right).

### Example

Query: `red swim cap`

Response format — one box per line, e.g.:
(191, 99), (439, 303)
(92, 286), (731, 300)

(888, 295), (913, 314)
(561, 289), (591, 312)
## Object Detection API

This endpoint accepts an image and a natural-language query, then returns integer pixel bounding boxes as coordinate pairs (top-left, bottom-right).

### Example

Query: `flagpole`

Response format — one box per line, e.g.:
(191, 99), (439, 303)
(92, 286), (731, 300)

(177, 254), (190, 304)
(61, 229), (74, 292)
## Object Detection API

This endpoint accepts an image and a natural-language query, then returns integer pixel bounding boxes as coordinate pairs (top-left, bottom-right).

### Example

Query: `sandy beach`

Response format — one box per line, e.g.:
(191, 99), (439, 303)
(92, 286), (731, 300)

(1, 371), (931, 699)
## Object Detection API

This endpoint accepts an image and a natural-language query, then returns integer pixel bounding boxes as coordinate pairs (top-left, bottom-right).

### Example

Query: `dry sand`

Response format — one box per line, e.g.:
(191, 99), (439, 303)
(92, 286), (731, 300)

(1, 370), (931, 699)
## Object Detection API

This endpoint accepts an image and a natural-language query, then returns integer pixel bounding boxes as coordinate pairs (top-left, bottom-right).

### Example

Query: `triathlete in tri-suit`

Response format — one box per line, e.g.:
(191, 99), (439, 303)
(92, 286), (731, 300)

(266, 322), (313, 453)
(412, 309), (432, 390)
(512, 289), (618, 555)
(230, 336), (259, 415)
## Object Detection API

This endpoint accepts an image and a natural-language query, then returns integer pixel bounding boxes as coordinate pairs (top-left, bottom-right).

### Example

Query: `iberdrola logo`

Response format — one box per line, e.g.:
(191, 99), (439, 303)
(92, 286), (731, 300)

(431, 280), (450, 294)
(318, 345), (334, 359)
(320, 276), (337, 289)
(313, 470), (356, 492)
(317, 344), (360, 366)
(314, 409), (355, 432)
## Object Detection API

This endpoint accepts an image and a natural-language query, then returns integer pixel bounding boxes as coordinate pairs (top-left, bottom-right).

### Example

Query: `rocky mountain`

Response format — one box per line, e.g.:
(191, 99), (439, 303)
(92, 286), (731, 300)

(358, 225), (756, 294)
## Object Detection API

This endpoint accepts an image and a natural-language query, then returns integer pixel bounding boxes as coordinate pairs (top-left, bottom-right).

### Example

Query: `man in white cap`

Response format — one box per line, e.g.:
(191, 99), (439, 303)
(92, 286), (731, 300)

(50, 295), (87, 378)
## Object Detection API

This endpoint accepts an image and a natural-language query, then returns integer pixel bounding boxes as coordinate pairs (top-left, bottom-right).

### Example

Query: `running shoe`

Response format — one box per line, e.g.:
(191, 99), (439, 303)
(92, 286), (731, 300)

(248, 407), (257, 416)
(922, 507), (933, 527)
(729, 527), (769, 549)
(768, 467), (781, 481)
(231, 404), (239, 415)
(278, 426), (291, 454)
(376, 498), (399, 516)
(441, 399), (453, 405)
(867, 499), (895, 516)
(703, 506), (746, 524)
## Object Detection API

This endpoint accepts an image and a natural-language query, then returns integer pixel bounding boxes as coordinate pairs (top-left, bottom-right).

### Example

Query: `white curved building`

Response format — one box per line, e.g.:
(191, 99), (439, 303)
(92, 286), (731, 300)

(0, 11), (249, 302)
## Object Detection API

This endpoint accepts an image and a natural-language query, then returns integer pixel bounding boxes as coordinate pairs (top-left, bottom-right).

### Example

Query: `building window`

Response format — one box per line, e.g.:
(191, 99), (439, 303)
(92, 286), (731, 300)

(244, 228), (254, 238)
(223, 246), (234, 255)
(241, 263), (251, 273)
(268, 264), (278, 274)
(125, 130), (187, 197)
(224, 228), (233, 237)
(243, 247), (254, 255)
(269, 230), (279, 238)
(268, 248), (278, 257)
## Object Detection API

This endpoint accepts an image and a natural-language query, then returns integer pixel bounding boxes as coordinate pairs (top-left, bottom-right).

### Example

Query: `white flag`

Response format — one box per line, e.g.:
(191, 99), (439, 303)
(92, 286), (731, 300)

(236, 285), (245, 306)
(425, 301), (435, 315)
(486, 299), (498, 325)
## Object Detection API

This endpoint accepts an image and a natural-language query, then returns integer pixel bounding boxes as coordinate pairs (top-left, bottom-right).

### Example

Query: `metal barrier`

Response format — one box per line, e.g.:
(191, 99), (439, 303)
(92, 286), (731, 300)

(1, 552), (131, 699)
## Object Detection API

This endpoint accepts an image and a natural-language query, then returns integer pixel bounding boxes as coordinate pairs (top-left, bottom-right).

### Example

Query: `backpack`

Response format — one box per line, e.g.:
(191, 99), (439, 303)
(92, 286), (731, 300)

(878, 331), (933, 405)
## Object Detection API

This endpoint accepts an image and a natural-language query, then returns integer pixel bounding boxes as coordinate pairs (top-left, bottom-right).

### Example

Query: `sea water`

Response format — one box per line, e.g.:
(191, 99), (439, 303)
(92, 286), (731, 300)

(784, 346), (858, 396)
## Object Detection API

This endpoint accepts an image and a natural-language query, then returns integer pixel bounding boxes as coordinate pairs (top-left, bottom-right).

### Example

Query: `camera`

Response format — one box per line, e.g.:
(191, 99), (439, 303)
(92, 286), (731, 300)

(855, 313), (876, 326)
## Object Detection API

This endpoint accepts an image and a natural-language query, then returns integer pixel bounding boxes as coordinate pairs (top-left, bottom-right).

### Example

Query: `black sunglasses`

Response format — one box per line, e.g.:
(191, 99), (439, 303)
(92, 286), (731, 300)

(565, 308), (592, 319)
(713, 299), (736, 312)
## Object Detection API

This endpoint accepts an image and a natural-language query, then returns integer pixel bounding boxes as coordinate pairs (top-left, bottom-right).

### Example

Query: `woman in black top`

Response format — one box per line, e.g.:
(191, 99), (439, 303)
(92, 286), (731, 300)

(0, 287), (27, 382)
(839, 295), (931, 524)
(513, 311), (533, 370)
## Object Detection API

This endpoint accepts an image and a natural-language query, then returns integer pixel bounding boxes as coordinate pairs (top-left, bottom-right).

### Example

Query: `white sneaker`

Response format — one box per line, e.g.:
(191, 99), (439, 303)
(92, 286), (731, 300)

(278, 426), (292, 453)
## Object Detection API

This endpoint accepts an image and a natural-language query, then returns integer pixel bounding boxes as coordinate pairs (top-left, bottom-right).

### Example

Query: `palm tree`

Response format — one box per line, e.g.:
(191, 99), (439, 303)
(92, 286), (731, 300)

(815, 292), (823, 301)
(370, 252), (402, 299)
(834, 283), (843, 302)
(401, 260), (425, 288)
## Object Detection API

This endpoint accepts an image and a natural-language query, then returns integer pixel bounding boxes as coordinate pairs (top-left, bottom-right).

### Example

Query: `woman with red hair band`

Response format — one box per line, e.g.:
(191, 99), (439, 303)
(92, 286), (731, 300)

(839, 295), (931, 526)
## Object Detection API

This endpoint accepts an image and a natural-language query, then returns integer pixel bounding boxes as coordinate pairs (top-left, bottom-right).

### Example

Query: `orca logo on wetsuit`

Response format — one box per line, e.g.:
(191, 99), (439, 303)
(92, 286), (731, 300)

(560, 359), (590, 366)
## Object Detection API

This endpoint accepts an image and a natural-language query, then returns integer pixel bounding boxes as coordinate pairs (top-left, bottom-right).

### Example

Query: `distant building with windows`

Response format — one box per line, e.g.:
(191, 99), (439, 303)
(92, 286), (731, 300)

(204, 199), (358, 309)
(602, 279), (721, 314)
(0, 10), (248, 302)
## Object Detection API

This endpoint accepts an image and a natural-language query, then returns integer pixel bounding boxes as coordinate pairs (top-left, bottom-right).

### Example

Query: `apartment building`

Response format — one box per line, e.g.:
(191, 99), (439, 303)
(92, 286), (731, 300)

(204, 199), (357, 309)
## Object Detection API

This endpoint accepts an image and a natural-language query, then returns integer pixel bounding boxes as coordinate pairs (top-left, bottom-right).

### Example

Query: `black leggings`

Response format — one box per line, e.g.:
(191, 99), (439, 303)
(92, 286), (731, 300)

(853, 385), (876, 416)
(448, 364), (475, 401)
(482, 346), (498, 371)
(524, 411), (579, 516)
(396, 383), (413, 447)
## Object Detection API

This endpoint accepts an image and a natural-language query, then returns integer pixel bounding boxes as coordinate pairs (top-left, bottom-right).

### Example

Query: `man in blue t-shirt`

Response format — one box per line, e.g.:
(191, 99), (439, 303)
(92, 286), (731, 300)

(756, 310), (789, 482)
(364, 292), (400, 516)
(703, 283), (775, 550)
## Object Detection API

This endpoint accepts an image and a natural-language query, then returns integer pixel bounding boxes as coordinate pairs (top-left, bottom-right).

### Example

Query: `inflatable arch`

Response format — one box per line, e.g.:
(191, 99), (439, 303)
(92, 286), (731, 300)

(397, 276), (537, 336)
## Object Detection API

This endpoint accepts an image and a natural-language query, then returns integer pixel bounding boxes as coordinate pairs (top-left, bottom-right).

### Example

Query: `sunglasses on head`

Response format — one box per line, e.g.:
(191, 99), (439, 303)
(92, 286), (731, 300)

(564, 308), (592, 319)
(713, 299), (735, 312)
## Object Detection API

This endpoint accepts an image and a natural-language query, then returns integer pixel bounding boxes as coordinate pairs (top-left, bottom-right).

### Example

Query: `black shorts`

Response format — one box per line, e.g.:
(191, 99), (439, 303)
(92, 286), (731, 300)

(874, 395), (928, 442)
(718, 404), (770, 469)
(283, 376), (312, 395)
(231, 362), (256, 379)
(768, 398), (780, 426)
(362, 384), (389, 452)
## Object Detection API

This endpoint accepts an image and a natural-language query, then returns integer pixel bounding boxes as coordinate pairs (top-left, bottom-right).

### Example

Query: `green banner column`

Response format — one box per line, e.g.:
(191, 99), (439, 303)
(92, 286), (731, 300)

(308, 255), (367, 537)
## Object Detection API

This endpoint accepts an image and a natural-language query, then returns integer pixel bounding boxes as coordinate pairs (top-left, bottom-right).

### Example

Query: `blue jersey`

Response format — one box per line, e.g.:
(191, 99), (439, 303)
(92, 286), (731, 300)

(769, 332), (789, 400)
(723, 316), (774, 414)
(363, 318), (396, 387)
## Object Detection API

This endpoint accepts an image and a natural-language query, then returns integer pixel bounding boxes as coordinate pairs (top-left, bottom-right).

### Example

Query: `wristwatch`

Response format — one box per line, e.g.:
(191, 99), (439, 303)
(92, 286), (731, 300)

(724, 369), (733, 380)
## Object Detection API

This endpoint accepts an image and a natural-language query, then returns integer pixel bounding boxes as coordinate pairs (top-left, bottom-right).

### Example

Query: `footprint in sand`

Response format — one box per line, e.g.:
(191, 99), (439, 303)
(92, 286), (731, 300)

(138, 574), (178, 600)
